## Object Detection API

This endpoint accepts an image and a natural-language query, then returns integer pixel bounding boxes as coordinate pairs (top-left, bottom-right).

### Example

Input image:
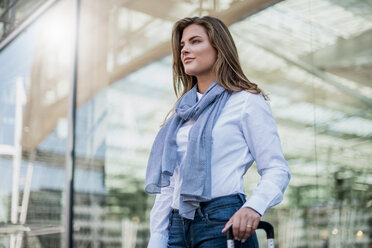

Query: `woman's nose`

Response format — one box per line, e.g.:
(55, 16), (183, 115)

(181, 44), (189, 54)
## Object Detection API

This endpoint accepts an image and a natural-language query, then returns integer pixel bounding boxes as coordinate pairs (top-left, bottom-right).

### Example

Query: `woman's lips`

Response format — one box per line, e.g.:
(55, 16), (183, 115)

(184, 58), (194, 63)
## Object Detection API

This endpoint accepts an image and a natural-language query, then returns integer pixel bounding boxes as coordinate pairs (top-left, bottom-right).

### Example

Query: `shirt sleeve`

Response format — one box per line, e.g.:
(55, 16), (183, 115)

(147, 175), (174, 248)
(239, 93), (291, 216)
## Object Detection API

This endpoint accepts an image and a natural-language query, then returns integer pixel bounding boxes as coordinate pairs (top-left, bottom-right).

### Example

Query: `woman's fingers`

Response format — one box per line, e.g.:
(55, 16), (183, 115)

(221, 221), (233, 233)
(228, 207), (261, 241)
(222, 207), (261, 242)
(241, 221), (253, 243)
(250, 218), (260, 236)
(238, 216), (249, 241)
(232, 216), (241, 239)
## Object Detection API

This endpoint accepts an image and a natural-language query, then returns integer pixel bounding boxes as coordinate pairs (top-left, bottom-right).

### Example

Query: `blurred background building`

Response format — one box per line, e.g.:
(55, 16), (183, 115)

(0, 0), (371, 247)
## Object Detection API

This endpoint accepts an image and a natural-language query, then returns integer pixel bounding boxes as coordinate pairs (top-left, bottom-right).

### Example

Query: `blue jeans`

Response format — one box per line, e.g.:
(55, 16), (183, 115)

(168, 194), (259, 248)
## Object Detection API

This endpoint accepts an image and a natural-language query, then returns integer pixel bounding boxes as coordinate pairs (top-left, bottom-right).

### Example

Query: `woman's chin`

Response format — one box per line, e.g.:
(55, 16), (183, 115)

(184, 69), (197, 76)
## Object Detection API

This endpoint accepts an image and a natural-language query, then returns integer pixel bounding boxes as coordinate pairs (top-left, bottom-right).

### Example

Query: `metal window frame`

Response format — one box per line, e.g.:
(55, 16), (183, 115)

(64, 0), (80, 247)
(0, 0), (58, 51)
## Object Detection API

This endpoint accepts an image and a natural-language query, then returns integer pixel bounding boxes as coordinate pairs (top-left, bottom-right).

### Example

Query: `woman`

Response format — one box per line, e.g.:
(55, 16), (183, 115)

(145, 16), (290, 248)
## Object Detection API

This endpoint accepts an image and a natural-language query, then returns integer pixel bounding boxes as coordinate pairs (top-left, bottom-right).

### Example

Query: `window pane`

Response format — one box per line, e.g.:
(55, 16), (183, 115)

(0, 0), (74, 247)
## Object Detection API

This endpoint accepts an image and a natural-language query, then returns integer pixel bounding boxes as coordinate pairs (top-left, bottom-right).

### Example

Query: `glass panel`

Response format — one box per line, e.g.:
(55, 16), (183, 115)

(0, 0), (74, 247)
(229, 1), (372, 247)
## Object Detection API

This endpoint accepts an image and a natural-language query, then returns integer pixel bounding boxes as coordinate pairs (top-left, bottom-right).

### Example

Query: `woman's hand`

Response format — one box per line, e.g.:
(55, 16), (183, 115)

(221, 207), (261, 243)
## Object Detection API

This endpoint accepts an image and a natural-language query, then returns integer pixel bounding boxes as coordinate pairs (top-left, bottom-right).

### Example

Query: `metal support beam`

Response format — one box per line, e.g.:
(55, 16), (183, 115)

(0, 0), (58, 51)
(301, 29), (372, 68)
(235, 30), (372, 107)
(10, 77), (25, 248)
(14, 151), (35, 248)
(64, 0), (80, 247)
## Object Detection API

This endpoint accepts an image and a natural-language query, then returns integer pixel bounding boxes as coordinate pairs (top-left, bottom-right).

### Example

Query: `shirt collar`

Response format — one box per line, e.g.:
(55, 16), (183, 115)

(197, 92), (203, 101)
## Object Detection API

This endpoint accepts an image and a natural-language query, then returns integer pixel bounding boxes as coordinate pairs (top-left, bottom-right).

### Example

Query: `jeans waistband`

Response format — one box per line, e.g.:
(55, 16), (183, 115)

(172, 193), (246, 217)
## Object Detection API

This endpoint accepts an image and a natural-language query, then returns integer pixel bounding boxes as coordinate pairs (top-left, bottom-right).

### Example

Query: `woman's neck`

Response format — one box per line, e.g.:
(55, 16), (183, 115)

(196, 74), (216, 94)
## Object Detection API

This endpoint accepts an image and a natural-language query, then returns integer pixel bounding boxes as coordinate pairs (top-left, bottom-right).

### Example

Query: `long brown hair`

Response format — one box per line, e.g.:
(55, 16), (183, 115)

(162, 16), (267, 125)
(172, 16), (268, 99)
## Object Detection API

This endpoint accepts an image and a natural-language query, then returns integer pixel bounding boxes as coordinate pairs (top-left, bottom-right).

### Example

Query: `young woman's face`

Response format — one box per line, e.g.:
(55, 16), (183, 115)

(180, 24), (217, 78)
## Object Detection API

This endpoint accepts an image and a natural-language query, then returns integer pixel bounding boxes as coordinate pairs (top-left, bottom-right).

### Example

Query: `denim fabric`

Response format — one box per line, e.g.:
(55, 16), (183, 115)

(168, 194), (259, 248)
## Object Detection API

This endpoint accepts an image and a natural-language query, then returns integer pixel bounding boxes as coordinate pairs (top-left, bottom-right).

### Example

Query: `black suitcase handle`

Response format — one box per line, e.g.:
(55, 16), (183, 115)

(227, 221), (275, 248)
(257, 221), (274, 239)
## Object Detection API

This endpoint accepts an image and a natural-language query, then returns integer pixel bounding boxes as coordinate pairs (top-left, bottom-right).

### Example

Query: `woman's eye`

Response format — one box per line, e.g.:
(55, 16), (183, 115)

(192, 40), (200, 44)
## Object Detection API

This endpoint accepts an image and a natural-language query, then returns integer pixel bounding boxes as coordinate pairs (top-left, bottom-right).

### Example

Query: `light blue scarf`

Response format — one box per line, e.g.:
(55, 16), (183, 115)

(145, 82), (231, 219)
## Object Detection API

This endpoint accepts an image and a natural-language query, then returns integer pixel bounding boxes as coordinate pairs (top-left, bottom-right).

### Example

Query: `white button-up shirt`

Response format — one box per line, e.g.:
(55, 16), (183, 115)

(148, 90), (290, 248)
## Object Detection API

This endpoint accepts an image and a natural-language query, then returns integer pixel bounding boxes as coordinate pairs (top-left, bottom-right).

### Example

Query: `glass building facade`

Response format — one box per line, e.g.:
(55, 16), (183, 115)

(0, 0), (371, 247)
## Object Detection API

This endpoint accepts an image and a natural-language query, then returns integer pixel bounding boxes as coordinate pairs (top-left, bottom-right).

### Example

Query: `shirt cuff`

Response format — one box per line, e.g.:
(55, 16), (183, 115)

(147, 233), (168, 248)
(242, 194), (271, 216)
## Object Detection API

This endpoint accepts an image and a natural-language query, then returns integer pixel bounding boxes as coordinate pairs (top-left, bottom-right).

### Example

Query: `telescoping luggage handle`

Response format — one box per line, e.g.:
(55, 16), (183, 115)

(227, 221), (275, 248)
